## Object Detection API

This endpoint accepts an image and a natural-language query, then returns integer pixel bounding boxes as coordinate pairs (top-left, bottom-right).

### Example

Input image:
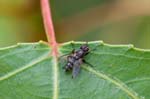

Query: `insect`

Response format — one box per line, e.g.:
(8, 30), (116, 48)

(63, 44), (91, 78)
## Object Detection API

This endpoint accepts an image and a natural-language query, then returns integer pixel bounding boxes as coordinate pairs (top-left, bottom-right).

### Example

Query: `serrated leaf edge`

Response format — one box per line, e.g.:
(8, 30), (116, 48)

(61, 41), (150, 52)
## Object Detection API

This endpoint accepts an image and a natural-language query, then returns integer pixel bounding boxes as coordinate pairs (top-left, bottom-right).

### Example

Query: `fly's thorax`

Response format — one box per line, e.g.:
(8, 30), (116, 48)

(75, 50), (84, 59)
(74, 58), (83, 66)
(68, 55), (75, 64)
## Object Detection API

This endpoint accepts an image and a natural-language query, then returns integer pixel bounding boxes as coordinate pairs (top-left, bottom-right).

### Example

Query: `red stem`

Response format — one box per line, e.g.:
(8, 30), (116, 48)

(41, 0), (58, 56)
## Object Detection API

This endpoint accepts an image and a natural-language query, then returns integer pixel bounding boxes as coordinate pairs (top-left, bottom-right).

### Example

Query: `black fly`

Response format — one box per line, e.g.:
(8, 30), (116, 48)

(63, 44), (90, 78)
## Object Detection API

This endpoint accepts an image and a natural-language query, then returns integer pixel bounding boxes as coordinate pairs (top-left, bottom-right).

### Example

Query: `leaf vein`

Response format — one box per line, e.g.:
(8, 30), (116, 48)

(0, 54), (49, 81)
(83, 66), (141, 99)
(52, 57), (59, 99)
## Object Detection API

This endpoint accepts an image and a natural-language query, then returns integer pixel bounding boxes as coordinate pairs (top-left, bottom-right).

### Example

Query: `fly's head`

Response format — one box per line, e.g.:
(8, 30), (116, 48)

(80, 44), (89, 53)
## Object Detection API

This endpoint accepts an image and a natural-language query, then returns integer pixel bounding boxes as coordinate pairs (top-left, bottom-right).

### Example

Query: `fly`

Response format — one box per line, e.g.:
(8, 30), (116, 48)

(63, 44), (91, 78)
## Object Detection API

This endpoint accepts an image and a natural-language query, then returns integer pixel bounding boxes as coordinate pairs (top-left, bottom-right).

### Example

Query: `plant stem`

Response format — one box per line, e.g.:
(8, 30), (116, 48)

(41, 0), (58, 56)
(41, 0), (56, 44)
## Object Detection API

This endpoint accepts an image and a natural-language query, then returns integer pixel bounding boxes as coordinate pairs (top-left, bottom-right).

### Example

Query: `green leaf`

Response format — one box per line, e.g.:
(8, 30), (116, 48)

(0, 41), (150, 99)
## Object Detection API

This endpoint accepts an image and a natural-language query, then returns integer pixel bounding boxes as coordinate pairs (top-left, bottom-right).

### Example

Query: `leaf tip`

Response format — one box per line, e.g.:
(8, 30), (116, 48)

(70, 40), (75, 44)
(128, 44), (134, 49)
(39, 40), (44, 43)
(17, 43), (21, 46)
(99, 40), (104, 45)
(91, 40), (104, 46)
(39, 40), (49, 46)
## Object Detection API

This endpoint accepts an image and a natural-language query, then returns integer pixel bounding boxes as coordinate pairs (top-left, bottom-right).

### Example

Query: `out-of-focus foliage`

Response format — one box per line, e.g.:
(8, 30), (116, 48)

(0, 0), (46, 47)
(0, 0), (150, 49)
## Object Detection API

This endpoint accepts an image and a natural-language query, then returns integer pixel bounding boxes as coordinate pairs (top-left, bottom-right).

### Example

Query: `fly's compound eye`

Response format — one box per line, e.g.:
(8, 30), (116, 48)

(80, 45), (89, 51)
(84, 47), (89, 51)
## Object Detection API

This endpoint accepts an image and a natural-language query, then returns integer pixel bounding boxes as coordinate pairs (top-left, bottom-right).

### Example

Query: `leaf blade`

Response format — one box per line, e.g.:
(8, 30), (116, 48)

(59, 41), (150, 99)
(0, 41), (150, 99)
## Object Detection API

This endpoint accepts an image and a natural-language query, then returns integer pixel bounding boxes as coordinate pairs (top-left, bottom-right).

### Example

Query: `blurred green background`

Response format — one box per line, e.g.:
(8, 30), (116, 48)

(0, 0), (150, 49)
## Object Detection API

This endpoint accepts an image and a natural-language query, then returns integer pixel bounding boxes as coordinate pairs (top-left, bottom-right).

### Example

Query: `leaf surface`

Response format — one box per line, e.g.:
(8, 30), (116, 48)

(0, 41), (150, 99)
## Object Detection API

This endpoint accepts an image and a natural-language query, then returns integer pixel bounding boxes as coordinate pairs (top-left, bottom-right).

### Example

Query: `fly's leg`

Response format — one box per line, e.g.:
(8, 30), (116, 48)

(84, 52), (89, 56)
(70, 42), (76, 52)
(59, 48), (75, 60)
(82, 59), (94, 67)
(59, 42), (75, 58)
(58, 54), (68, 69)
(60, 42), (76, 70)
(88, 43), (100, 53)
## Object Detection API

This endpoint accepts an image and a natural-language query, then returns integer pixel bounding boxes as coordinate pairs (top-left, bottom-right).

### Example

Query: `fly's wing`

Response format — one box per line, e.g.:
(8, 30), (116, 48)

(72, 60), (82, 78)
(72, 64), (80, 78)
